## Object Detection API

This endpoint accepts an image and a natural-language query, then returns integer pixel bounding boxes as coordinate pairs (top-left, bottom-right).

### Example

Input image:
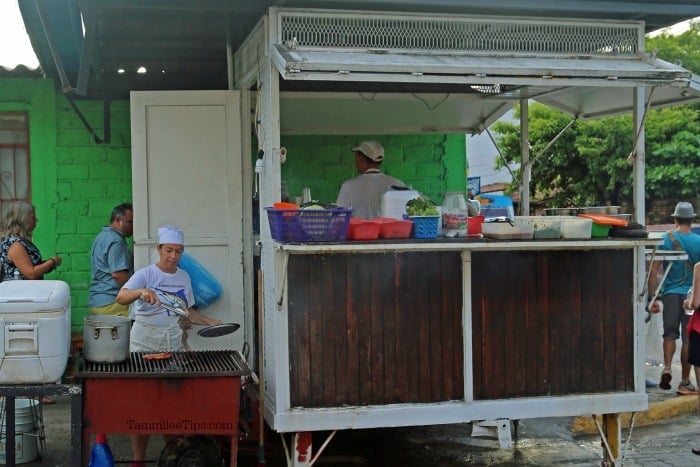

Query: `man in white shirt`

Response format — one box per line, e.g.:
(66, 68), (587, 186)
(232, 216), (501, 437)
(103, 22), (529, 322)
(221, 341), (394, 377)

(336, 140), (406, 219)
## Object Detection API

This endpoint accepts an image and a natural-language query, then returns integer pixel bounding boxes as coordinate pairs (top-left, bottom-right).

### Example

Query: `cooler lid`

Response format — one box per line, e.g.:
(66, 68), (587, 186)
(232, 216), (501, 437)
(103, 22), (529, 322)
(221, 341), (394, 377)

(0, 280), (69, 305)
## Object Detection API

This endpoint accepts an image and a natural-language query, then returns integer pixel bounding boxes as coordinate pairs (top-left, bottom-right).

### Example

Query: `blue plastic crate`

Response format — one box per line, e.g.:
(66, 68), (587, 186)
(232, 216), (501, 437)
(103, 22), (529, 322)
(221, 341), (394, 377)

(265, 207), (352, 242)
(407, 215), (440, 239)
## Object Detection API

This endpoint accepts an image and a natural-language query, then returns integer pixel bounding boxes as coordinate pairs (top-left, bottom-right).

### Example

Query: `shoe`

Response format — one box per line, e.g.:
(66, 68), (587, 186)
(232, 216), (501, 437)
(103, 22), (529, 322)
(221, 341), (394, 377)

(676, 381), (698, 395)
(659, 369), (672, 390)
(693, 447), (700, 455)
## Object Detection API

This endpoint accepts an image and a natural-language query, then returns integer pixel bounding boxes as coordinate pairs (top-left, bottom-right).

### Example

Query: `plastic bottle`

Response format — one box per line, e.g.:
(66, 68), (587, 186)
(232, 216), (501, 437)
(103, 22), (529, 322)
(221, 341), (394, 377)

(442, 191), (469, 237)
(686, 289), (695, 316)
(281, 180), (290, 202)
(89, 433), (114, 467)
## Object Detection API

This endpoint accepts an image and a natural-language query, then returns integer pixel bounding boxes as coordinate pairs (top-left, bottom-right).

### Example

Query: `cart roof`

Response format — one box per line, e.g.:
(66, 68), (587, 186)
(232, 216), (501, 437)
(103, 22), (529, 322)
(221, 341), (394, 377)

(17, 0), (700, 102)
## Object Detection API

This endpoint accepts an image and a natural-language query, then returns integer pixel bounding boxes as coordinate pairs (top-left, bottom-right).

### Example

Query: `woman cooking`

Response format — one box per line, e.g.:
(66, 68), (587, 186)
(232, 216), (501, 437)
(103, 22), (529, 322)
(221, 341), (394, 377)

(116, 224), (222, 467)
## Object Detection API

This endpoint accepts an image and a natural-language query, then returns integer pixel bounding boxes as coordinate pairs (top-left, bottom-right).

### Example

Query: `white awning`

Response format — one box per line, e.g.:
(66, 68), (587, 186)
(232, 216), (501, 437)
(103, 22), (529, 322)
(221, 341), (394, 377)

(272, 46), (697, 133)
(529, 74), (700, 119)
(279, 91), (513, 135)
(271, 46), (691, 88)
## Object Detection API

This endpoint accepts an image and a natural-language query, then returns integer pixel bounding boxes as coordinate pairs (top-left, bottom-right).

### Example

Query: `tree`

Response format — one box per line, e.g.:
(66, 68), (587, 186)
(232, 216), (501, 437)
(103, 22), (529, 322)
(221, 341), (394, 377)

(492, 24), (700, 208)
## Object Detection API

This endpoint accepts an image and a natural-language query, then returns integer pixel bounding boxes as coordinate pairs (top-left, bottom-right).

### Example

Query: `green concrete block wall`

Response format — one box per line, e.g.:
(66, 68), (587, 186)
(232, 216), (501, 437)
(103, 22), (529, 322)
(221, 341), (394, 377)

(280, 134), (467, 205)
(3, 78), (467, 332)
(1, 78), (132, 332)
(55, 98), (132, 330)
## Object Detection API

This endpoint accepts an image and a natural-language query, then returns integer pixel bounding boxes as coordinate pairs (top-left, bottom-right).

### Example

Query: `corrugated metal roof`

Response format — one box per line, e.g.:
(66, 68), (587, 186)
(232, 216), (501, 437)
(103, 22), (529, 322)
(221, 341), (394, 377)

(0, 64), (43, 78)
(16, 0), (700, 100)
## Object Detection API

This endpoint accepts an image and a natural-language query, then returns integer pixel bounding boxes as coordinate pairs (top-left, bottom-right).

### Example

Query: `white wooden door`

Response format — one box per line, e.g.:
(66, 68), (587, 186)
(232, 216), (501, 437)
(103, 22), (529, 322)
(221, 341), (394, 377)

(130, 91), (243, 351)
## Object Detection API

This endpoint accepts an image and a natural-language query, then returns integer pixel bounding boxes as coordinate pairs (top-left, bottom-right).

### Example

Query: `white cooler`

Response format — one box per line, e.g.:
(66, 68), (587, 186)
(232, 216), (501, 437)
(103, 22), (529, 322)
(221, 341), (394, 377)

(0, 280), (71, 384)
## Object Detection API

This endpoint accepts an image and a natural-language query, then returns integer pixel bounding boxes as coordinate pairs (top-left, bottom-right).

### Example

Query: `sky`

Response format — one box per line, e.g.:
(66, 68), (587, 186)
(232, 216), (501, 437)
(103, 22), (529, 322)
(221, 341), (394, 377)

(0, 1), (39, 68)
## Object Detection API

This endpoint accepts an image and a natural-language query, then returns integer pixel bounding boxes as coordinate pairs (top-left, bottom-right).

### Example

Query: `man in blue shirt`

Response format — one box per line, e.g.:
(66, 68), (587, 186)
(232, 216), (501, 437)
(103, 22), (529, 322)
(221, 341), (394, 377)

(649, 202), (700, 394)
(88, 203), (134, 316)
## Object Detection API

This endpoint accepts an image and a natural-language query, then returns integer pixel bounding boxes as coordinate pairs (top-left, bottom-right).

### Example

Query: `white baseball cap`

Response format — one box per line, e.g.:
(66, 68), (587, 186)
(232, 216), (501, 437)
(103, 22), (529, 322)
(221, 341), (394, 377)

(352, 140), (384, 162)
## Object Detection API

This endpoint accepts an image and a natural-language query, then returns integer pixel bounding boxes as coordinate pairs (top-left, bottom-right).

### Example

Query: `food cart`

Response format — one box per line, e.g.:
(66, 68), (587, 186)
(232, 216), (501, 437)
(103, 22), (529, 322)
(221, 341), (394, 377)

(232, 7), (695, 466)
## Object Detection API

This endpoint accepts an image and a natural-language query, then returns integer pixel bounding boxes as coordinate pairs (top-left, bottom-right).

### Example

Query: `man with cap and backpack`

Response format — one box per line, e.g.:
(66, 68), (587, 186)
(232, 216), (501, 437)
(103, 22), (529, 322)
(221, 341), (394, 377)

(336, 140), (407, 220)
(648, 202), (700, 394)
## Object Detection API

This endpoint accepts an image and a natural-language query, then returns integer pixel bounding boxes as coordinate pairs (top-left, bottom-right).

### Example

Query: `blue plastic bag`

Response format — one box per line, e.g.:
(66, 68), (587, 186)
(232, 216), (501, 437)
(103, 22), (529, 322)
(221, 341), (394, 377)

(178, 252), (223, 308)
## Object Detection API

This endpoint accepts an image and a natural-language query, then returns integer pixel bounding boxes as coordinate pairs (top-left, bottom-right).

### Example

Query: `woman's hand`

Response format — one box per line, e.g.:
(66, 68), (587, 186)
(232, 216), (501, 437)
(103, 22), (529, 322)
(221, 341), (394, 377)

(178, 317), (193, 330)
(205, 317), (224, 327)
(188, 309), (223, 326)
(139, 288), (157, 305)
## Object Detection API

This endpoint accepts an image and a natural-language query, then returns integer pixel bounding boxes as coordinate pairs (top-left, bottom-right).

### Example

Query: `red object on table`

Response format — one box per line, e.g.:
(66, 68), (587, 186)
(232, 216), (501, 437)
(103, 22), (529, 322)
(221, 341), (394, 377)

(577, 213), (628, 226)
(79, 351), (249, 466)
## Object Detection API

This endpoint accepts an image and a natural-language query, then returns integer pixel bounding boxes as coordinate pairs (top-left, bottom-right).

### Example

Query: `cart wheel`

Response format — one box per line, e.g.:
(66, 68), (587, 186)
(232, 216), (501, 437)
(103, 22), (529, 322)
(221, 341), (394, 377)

(158, 434), (223, 467)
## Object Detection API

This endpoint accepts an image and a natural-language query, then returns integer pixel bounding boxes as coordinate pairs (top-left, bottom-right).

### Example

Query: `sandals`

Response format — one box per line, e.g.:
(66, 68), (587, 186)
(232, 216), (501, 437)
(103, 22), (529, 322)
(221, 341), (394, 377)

(659, 369), (672, 390)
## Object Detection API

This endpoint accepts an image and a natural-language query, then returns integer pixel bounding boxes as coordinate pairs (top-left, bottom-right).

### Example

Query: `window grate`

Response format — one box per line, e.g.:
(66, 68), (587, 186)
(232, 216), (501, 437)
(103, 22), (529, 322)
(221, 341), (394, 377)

(279, 12), (640, 56)
(0, 112), (31, 214)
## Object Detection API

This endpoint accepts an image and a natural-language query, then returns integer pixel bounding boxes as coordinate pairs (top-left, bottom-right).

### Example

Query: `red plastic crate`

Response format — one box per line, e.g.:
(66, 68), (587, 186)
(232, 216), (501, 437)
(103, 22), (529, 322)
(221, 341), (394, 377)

(347, 219), (380, 240)
(374, 218), (413, 238)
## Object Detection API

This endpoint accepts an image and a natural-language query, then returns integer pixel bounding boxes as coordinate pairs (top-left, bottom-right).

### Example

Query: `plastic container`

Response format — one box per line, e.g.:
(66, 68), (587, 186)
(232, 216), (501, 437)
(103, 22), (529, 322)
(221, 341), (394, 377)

(380, 189), (421, 219)
(514, 216), (562, 239)
(0, 280), (71, 384)
(467, 215), (485, 234)
(590, 223), (611, 238)
(442, 192), (469, 237)
(374, 218), (413, 238)
(555, 216), (593, 239)
(347, 219), (380, 240)
(266, 207), (352, 242)
(89, 433), (114, 467)
(482, 222), (534, 240)
(407, 216), (440, 239)
(0, 399), (39, 464)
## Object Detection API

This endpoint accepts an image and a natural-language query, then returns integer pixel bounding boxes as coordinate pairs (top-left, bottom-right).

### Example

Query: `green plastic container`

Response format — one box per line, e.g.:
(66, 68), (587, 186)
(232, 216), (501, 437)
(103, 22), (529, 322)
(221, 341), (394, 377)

(591, 223), (611, 238)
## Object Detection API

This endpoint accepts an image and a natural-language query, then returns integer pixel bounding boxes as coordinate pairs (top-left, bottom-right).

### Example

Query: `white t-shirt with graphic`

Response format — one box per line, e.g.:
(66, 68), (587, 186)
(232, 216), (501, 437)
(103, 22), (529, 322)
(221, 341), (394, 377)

(123, 264), (195, 326)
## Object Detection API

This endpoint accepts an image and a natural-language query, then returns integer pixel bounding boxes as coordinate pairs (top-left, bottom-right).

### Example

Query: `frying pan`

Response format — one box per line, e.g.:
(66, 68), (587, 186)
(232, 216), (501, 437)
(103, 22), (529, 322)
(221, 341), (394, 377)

(197, 323), (240, 338)
(159, 301), (240, 338)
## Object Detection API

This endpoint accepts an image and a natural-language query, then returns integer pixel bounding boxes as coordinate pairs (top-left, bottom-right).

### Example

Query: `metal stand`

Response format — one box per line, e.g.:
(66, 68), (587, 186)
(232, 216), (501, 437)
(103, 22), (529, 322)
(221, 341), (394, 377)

(0, 384), (82, 467)
(471, 419), (513, 449)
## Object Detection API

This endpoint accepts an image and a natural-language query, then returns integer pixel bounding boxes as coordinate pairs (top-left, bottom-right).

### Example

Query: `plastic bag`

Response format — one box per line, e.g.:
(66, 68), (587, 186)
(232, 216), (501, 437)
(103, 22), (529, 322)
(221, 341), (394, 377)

(177, 252), (222, 308)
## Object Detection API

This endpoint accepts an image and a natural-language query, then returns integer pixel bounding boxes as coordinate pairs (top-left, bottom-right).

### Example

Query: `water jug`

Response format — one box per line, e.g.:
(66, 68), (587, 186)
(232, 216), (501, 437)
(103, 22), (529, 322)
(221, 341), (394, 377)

(442, 192), (468, 237)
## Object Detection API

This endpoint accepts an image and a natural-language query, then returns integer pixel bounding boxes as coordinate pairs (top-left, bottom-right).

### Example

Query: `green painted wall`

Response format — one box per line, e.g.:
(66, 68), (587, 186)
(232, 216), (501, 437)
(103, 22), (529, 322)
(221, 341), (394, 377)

(2, 77), (467, 332)
(280, 134), (467, 205)
(1, 77), (132, 332)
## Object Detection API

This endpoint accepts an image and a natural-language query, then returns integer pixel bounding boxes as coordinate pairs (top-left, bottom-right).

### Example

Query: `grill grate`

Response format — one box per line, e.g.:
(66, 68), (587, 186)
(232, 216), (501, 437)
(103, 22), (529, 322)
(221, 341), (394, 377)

(77, 350), (250, 378)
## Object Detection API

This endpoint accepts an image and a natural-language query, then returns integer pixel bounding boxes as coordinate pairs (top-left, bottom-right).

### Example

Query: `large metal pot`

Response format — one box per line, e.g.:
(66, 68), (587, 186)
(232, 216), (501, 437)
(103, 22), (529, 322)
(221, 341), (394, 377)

(83, 315), (131, 363)
(581, 206), (620, 215)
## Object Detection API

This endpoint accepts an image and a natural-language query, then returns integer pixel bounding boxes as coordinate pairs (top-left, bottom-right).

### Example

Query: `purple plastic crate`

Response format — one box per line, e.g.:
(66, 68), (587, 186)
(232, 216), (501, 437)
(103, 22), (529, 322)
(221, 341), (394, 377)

(265, 207), (352, 242)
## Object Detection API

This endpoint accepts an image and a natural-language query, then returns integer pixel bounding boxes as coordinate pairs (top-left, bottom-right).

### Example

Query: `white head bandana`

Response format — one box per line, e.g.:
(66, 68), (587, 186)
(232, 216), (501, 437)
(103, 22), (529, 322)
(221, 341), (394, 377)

(157, 225), (184, 245)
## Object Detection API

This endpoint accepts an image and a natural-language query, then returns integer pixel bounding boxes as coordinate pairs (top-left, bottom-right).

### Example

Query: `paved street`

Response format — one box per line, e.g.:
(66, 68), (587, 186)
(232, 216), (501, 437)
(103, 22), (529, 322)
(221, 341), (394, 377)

(7, 329), (699, 466)
(8, 397), (700, 466)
